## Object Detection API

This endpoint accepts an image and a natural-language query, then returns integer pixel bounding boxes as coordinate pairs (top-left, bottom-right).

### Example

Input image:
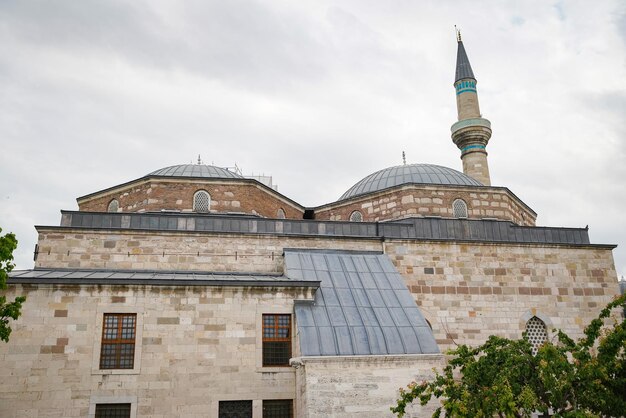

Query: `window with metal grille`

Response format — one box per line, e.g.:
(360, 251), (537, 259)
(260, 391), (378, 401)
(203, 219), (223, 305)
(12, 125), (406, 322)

(262, 314), (291, 366)
(263, 399), (293, 418)
(277, 208), (286, 219)
(453, 199), (468, 218)
(95, 403), (131, 418)
(525, 316), (548, 355)
(219, 400), (252, 418)
(193, 190), (210, 213)
(100, 313), (136, 369)
(107, 199), (119, 213)
(349, 210), (363, 222)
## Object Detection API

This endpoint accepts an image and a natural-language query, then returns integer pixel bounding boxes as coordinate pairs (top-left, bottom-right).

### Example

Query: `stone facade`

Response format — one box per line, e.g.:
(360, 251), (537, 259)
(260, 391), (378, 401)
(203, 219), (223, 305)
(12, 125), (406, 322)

(384, 240), (619, 351)
(33, 226), (619, 354)
(292, 355), (444, 418)
(78, 178), (304, 220)
(34, 228), (383, 273)
(0, 284), (307, 418)
(314, 184), (536, 226)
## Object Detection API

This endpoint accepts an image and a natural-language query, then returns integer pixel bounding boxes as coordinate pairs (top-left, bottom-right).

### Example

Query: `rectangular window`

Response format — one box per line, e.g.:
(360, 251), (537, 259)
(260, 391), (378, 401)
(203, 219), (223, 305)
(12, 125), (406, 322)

(262, 314), (291, 366)
(100, 313), (136, 369)
(219, 400), (252, 418)
(95, 403), (131, 418)
(263, 400), (293, 418)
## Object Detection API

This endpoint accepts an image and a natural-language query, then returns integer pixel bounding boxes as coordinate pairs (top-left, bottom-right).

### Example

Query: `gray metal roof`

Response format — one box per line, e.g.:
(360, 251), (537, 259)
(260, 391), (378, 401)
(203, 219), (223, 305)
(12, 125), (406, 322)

(9, 269), (318, 288)
(287, 249), (439, 356)
(148, 164), (243, 179)
(339, 163), (483, 200)
(455, 40), (475, 83)
(57, 211), (598, 247)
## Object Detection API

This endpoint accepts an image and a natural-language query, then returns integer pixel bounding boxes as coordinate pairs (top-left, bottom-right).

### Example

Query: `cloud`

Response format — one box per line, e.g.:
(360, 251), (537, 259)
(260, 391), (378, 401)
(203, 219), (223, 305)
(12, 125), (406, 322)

(0, 0), (624, 280)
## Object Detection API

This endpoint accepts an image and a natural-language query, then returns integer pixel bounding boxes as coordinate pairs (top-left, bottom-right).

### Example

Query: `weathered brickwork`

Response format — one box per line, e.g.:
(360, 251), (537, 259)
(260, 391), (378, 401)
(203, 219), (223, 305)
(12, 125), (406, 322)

(384, 241), (620, 351)
(293, 355), (444, 418)
(78, 178), (304, 220)
(0, 284), (306, 418)
(34, 228), (383, 272)
(314, 184), (536, 226)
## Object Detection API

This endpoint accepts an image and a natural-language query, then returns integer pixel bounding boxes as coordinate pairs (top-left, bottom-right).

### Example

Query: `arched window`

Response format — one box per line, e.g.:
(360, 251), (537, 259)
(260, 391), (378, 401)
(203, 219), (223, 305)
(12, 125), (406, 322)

(349, 210), (363, 222)
(107, 199), (119, 213)
(453, 199), (468, 218)
(277, 208), (286, 219)
(193, 190), (211, 213)
(525, 316), (548, 355)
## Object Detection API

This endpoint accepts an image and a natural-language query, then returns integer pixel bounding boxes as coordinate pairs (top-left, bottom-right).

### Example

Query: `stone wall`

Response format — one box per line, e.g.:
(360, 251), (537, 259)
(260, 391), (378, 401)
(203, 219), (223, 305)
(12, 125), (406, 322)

(34, 228), (383, 272)
(314, 184), (536, 226)
(384, 240), (620, 351)
(292, 354), (444, 418)
(0, 284), (306, 418)
(33, 227), (620, 354)
(77, 178), (304, 220)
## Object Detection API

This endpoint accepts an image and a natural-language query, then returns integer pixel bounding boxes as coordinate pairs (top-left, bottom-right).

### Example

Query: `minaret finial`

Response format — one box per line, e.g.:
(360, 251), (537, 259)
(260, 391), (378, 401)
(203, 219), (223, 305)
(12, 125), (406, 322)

(451, 32), (492, 186)
(402, 151), (406, 165)
(455, 25), (462, 42)
(197, 154), (202, 165)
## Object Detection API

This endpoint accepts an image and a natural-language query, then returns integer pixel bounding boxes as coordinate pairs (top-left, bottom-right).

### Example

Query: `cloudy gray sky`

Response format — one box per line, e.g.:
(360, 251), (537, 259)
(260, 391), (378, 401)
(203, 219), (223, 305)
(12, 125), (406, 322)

(1, 1), (625, 280)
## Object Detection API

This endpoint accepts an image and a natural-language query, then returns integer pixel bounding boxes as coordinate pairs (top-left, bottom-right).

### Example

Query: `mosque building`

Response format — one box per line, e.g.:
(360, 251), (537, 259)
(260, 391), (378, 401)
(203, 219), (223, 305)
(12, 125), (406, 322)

(1, 35), (620, 418)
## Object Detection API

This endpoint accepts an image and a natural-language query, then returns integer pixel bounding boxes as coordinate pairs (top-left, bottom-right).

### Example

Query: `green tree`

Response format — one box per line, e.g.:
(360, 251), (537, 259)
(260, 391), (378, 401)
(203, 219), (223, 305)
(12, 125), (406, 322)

(392, 295), (626, 418)
(0, 228), (26, 342)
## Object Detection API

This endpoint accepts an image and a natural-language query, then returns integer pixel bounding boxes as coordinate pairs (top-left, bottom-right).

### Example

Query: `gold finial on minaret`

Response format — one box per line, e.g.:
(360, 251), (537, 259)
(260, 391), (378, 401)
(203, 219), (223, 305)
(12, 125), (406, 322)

(455, 25), (462, 42)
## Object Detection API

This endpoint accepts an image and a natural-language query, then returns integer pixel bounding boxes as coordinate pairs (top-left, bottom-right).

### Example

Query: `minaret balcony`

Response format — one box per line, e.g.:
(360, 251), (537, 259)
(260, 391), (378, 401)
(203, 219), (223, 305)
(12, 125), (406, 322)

(450, 117), (491, 135)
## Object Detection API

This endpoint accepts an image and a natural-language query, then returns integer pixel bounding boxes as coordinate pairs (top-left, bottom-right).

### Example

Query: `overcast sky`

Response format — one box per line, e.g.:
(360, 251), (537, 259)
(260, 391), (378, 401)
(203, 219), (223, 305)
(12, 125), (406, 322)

(1, 1), (625, 281)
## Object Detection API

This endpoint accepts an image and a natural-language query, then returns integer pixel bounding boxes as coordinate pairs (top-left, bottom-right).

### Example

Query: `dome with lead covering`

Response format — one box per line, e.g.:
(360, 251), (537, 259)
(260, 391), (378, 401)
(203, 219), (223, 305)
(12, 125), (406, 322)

(148, 164), (243, 179)
(339, 163), (482, 200)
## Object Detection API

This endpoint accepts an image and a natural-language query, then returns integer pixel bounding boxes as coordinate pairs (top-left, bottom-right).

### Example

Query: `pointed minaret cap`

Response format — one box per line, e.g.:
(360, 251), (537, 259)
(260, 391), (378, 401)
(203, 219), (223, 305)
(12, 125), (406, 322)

(454, 29), (475, 83)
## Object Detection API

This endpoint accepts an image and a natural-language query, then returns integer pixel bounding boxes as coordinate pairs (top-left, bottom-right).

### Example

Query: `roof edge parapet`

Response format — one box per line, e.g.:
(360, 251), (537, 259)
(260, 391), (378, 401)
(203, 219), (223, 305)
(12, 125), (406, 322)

(45, 211), (601, 247)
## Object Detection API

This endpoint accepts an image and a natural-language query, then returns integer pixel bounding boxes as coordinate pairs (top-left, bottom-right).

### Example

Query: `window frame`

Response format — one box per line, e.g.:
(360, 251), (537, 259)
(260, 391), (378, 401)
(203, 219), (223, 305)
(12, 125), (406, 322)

(525, 316), (548, 355)
(349, 210), (363, 222)
(193, 189), (211, 213)
(95, 403), (131, 418)
(262, 314), (292, 367)
(92, 307), (143, 375)
(99, 313), (137, 370)
(452, 198), (468, 218)
(263, 399), (294, 418)
(89, 396), (137, 418)
(218, 400), (253, 418)
(107, 199), (119, 213)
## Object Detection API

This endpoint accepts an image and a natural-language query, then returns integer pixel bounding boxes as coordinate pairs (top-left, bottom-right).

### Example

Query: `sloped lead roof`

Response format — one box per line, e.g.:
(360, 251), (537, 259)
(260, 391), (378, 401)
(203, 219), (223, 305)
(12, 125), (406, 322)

(288, 249), (439, 356)
(455, 40), (475, 82)
(9, 269), (318, 288)
(339, 163), (482, 201)
(148, 164), (243, 179)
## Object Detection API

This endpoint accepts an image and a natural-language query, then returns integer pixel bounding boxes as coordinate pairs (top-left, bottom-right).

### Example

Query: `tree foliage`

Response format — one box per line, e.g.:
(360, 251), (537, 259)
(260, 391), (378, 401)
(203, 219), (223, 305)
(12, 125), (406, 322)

(0, 227), (26, 342)
(392, 295), (626, 417)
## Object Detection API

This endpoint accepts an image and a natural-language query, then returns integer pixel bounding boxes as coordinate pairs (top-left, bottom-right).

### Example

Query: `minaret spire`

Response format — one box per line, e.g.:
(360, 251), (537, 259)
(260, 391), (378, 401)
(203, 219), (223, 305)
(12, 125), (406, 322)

(450, 30), (492, 186)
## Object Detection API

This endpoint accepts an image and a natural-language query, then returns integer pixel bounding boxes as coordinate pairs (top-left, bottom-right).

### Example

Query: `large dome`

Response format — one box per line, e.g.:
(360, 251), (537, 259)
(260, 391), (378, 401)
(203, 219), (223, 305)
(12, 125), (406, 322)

(340, 163), (483, 200)
(148, 164), (243, 179)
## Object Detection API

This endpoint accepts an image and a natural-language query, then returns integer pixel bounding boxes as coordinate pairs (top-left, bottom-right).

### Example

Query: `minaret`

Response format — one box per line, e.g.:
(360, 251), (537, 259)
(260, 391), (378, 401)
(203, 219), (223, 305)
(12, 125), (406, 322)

(451, 30), (492, 186)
